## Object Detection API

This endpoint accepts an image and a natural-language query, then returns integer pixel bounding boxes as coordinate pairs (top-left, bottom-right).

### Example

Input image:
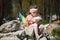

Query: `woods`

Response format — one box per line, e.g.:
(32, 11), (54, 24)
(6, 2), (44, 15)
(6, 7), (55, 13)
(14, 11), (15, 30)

(0, 0), (60, 23)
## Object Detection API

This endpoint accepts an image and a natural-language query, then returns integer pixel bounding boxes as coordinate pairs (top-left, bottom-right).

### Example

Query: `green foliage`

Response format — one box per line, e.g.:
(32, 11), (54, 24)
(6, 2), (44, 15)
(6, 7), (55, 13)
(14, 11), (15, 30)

(40, 20), (49, 24)
(52, 27), (60, 40)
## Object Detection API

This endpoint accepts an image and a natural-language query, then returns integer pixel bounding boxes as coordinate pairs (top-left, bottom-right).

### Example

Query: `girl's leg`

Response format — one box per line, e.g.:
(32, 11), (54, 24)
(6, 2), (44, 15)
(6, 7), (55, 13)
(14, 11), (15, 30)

(33, 26), (40, 40)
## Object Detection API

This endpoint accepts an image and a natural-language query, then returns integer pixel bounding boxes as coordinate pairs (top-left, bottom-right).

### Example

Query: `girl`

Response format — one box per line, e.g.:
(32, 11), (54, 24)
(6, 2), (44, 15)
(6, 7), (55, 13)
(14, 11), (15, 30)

(25, 5), (39, 27)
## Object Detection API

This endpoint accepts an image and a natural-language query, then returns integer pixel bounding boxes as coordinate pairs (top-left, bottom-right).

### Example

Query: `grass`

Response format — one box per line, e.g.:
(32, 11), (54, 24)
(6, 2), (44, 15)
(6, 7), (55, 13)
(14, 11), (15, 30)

(41, 20), (49, 24)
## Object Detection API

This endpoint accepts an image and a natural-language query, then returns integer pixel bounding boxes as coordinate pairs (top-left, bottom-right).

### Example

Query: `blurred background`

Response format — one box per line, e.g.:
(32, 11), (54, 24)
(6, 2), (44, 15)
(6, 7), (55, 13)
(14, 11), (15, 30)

(0, 0), (60, 25)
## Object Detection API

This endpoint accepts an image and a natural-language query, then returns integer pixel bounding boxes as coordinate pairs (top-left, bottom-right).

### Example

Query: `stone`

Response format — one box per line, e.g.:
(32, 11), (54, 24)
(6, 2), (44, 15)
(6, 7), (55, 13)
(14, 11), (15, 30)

(0, 36), (20, 40)
(0, 20), (20, 33)
(0, 30), (25, 40)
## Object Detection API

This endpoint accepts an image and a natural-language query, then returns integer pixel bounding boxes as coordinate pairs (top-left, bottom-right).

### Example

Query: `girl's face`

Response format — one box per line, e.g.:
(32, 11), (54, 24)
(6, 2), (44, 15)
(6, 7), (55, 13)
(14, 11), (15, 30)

(31, 12), (38, 17)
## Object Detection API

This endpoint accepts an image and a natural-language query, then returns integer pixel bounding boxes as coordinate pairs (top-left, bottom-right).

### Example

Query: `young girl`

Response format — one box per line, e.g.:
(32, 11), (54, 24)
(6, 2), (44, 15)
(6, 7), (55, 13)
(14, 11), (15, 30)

(24, 5), (41, 37)
(25, 5), (44, 40)
(25, 6), (39, 27)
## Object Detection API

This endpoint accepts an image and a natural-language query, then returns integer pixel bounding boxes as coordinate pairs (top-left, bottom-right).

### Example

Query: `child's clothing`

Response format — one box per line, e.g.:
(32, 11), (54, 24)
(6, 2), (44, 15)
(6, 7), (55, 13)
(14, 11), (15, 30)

(25, 16), (45, 40)
(25, 14), (33, 26)
(25, 23), (39, 37)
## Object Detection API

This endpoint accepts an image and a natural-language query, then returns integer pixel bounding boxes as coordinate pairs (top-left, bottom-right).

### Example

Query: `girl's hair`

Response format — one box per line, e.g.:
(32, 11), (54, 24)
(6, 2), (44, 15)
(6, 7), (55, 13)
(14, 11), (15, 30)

(30, 5), (38, 9)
